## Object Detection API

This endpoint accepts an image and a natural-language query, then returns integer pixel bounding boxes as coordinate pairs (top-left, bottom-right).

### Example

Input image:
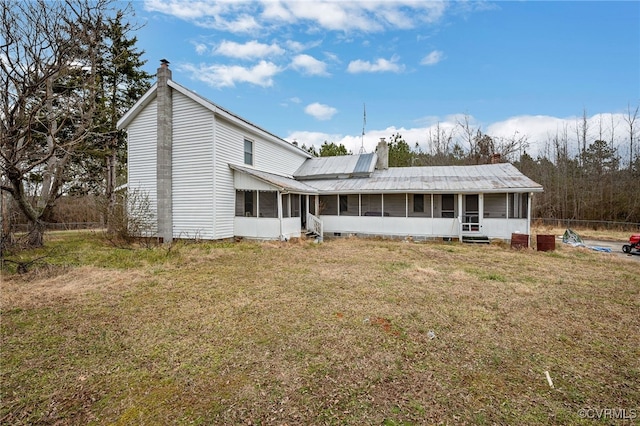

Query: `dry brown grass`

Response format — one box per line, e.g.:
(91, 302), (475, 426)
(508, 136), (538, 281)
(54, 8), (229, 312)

(1, 234), (639, 425)
(531, 223), (635, 242)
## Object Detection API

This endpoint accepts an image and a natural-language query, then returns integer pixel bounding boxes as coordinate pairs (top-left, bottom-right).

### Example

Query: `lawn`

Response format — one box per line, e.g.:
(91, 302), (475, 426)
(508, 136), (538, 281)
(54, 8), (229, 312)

(1, 231), (639, 425)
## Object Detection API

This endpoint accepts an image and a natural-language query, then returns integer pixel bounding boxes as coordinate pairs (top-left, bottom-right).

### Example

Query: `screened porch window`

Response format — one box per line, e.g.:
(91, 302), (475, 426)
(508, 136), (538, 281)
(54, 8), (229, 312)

(236, 190), (257, 217)
(259, 191), (277, 218)
(441, 194), (455, 218)
(319, 195), (338, 215)
(235, 190), (278, 218)
(309, 195), (317, 215)
(414, 194), (424, 212)
(509, 193), (528, 218)
(291, 194), (300, 217)
(484, 193), (506, 218)
(384, 194), (406, 217)
(361, 194), (383, 216)
(339, 194), (358, 216)
(282, 194), (290, 218)
(409, 193), (432, 217)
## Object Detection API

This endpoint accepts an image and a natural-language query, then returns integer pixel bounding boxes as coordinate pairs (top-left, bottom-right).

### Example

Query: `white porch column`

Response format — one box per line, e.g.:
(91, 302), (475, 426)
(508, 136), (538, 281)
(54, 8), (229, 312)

(430, 194), (434, 218)
(277, 192), (283, 239)
(479, 193), (484, 233)
(457, 193), (463, 240)
(405, 194), (408, 218)
(527, 192), (532, 244)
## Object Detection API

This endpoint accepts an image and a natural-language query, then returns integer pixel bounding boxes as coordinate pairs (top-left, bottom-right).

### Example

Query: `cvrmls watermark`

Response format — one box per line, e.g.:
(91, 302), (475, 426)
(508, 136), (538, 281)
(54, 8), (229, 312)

(578, 408), (637, 420)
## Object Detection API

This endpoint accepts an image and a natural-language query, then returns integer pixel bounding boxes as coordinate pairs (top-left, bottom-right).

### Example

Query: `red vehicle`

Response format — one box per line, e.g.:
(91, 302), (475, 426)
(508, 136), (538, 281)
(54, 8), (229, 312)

(622, 234), (640, 254)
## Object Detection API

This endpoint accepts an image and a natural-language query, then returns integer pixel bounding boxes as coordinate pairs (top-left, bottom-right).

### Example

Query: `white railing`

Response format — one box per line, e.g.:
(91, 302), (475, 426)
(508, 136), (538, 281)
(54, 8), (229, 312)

(307, 212), (323, 241)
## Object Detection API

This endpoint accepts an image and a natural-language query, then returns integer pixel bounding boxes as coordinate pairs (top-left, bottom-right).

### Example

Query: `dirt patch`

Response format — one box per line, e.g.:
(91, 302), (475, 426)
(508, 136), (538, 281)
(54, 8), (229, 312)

(1, 266), (147, 308)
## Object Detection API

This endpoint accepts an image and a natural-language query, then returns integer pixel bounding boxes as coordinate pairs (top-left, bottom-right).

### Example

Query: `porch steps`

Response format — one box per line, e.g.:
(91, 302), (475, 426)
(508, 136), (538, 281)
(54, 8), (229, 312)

(462, 235), (490, 244)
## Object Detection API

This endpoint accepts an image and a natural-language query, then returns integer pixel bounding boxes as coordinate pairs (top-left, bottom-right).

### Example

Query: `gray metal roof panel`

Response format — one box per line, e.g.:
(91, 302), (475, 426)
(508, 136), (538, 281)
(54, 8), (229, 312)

(294, 153), (377, 179)
(354, 153), (377, 174)
(302, 163), (543, 194)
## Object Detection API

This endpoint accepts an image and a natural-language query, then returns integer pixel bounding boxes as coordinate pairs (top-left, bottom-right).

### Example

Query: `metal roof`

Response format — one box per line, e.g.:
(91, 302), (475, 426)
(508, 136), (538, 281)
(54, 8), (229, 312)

(301, 163), (543, 194)
(229, 164), (318, 194)
(294, 153), (377, 180)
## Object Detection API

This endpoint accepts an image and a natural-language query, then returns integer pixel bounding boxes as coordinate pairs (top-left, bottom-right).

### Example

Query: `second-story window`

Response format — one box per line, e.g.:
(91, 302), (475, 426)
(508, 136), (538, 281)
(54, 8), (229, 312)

(244, 139), (253, 165)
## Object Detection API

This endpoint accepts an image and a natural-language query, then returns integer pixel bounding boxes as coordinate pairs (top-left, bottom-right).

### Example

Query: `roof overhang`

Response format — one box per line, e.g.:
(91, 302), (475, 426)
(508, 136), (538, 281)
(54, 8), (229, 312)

(230, 164), (318, 195)
(311, 188), (544, 195)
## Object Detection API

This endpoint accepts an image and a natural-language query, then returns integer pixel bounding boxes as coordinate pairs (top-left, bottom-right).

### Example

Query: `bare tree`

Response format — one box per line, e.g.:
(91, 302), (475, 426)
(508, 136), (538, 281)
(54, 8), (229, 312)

(493, 131), (529, 162)
(623, 103), (639, 171)
(1, 0), (114, 247)
(575, 108), (589, 166)
(456, 113), (478, 161)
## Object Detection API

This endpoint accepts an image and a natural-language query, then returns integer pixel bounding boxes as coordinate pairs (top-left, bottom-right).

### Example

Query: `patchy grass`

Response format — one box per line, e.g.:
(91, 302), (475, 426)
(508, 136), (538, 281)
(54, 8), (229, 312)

(531, 224), (635, 242)
(1, 232), (639, 425)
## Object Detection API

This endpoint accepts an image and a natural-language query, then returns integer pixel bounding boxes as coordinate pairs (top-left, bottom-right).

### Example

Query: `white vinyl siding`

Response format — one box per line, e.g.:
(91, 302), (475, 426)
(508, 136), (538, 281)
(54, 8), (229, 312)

(172, 91), (215, 239)
(253, 135), (307, 176)
(214, 118), (309, 238)
(213, 119), (244, 238)
(127, 98), (158, 236)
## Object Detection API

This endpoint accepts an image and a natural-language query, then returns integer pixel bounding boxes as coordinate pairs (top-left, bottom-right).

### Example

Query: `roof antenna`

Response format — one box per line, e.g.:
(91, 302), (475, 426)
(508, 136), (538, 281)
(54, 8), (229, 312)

(359, 103), (366, 154)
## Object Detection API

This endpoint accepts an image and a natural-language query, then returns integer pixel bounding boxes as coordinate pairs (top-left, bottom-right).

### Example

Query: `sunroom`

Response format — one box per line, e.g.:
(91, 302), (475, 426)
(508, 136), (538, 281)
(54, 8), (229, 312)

(308, 191), (531, 240)
(230, 164), (317, 240)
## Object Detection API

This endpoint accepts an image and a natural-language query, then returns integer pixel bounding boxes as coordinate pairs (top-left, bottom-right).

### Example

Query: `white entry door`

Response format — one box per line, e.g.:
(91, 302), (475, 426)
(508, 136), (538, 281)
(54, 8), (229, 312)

(462, 194), (481, 233)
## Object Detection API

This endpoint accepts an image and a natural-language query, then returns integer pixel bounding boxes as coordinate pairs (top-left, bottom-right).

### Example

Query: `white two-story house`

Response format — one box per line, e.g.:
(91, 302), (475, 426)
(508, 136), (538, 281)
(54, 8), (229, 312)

(118, 62), (543, 243)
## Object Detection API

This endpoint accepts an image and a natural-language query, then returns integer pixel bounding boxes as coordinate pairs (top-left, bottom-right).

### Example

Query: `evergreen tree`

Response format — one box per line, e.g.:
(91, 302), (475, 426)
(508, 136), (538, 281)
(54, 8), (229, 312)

(319, 141), (350, 156)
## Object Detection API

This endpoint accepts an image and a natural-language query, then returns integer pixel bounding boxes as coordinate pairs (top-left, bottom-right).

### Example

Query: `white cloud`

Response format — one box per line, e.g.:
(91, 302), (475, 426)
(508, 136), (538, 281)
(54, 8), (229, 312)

(215, 40), (285, 59)
(291, 54), (329, 76)
(420, 50), (444, 66)
(194, 42), (208, 55)
(212, 14), (260, 33)
(180, 60), (282, 88)
(287, 112), (635, 161)
(486, 113), (632, 159)
(261, 1), (295, 22)
(144, 0), (449, 34)
(305, 102), (338, 120)
(286, 131), (345, 148)
(347, 55), (404, 73)
(144, 0), (261, 32)
(324, 51), (340, 63)
(284, 1), (380, 32)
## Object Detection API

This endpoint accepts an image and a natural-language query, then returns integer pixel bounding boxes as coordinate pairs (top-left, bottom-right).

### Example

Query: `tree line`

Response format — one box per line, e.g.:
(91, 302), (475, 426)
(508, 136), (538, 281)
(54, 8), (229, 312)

(1, 0), (151, 249)
(313, 110), (640, 224)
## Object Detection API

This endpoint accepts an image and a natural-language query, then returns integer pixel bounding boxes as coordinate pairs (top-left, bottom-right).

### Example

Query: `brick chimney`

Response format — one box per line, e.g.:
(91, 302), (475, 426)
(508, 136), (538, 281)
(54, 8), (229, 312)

(157, 59), (173, 243)
(375, 137), (389, 170)
(491, 153), (502, 164)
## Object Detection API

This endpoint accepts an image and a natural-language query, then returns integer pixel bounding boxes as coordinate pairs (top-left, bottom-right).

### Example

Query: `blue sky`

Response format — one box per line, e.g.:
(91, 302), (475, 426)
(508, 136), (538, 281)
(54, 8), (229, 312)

(131, 1), (640, 160)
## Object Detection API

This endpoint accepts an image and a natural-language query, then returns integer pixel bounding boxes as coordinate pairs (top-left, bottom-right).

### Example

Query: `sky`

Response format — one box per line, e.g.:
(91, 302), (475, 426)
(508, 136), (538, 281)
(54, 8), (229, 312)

(129, 0), (640, 161)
